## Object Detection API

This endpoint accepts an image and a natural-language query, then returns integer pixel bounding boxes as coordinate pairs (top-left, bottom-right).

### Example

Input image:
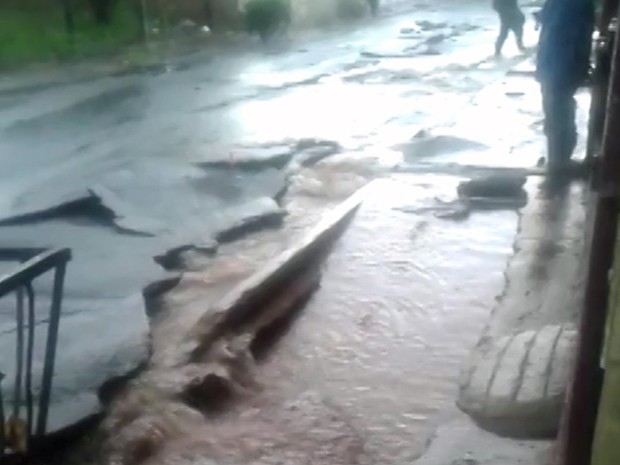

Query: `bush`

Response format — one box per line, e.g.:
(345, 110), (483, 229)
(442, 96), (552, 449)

(244, 0), (290, 41)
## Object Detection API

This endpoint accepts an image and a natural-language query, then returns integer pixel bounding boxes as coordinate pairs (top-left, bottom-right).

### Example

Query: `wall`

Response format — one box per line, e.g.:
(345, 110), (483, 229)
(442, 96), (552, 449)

(591, 225), (620, 465)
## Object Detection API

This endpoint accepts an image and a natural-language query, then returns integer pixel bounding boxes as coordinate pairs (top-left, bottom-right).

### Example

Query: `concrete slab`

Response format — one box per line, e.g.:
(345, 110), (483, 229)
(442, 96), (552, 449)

(459, 325), (577, 438)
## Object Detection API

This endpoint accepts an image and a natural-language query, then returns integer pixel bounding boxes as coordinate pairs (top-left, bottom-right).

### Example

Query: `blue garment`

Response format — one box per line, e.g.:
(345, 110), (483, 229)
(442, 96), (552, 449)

(536, 0), (595, 87)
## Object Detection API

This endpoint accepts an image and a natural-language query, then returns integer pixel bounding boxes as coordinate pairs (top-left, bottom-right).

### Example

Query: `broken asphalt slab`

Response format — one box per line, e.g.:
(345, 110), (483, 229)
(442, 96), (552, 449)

(215, 198), (285, 243)
(0, 158), (293, 235)
(398, 132), (489, 162)
(197, 139), (341, 171)
(0, 201), (287, 432)
(361, 21), (480, 59)
(198, 145), (294, 170)
(154, 241), (219, 271)
(0, 143), (331, 433)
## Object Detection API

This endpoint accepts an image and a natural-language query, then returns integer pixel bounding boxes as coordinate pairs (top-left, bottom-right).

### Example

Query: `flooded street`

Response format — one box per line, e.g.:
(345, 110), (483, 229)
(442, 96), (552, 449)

(253, 177), (516, 462)
(124, 172), (551, 465)
(0, 0), (585, 461)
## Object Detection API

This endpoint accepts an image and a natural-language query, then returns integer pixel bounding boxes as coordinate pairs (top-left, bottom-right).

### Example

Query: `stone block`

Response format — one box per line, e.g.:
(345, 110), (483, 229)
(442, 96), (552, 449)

(458, 325), (578, 438)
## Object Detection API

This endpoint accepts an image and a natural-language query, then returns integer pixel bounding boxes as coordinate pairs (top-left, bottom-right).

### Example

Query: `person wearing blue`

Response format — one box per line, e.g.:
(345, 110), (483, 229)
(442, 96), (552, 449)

(536, 0), (595, 174)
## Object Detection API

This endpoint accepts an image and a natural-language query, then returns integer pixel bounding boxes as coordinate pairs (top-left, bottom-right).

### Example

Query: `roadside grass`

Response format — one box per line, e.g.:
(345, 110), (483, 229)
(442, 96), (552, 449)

(0, 5), (143, 67)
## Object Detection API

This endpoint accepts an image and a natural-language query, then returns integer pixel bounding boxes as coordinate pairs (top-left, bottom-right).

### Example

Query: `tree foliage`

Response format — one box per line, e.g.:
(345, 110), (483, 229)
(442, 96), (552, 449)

(244, 0), (291, 41)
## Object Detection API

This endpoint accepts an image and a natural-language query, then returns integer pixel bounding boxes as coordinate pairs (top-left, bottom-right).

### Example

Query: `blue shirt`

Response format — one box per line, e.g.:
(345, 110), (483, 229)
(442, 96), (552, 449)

(536, 0), (595, 87)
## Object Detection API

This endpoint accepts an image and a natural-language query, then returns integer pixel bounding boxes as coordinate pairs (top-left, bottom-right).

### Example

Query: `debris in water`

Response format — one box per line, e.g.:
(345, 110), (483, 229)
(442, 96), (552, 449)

(457, 174), (527, 200)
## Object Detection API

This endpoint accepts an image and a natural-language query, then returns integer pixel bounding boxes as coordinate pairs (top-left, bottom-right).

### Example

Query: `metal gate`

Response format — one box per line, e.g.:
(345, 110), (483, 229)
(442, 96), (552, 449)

(0, 248), (71, 458)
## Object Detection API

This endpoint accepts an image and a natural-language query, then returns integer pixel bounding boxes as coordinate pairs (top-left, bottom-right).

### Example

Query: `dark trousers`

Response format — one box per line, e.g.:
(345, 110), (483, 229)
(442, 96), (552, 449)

(541, 83), (578, 167)
(495, 11), (525, 55)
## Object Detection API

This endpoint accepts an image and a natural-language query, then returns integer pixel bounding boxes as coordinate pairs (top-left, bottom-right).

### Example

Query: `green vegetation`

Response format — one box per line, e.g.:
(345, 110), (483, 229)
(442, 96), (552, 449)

(244, 0), (291, 41)
(0, 2), (142, 67)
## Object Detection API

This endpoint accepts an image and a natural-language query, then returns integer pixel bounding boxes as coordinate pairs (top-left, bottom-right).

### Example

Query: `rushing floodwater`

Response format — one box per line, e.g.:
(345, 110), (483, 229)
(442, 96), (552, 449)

(245, 176), (516, 462)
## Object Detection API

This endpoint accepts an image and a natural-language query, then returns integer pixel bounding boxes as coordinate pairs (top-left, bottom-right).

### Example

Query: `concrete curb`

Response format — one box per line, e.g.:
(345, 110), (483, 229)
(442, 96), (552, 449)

(187, 186), (365, 362)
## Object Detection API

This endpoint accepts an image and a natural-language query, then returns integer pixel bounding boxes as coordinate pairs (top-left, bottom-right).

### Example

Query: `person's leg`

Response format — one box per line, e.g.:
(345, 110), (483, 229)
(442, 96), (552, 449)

(495, 18), (509, 56)
(542, 84), (567, 170)
(562, 90), (578, 160)
(542, 83), (578, 171)
(511, 12), (526, 51)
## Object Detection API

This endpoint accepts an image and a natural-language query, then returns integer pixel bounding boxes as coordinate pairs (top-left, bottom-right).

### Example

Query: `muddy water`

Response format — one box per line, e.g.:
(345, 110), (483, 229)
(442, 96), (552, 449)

(138, 175), (519, 465)
(132, 23), (585, 465)
(215, 176), (516, 463)
(208, 65), (594, 463)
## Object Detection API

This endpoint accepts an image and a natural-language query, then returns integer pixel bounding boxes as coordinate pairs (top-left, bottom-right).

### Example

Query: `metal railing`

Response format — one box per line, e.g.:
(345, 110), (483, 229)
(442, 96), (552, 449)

(0, 248), (71, 458)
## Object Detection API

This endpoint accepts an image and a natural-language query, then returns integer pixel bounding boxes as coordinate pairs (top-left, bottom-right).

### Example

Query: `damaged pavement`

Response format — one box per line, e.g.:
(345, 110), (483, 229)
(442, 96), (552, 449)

(0, 0), (590, 464)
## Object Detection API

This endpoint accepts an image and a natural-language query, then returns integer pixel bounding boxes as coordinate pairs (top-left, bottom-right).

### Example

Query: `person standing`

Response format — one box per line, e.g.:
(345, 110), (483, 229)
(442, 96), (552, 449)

(493, 0), (526, 56)
(536, 0), (595, 173)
